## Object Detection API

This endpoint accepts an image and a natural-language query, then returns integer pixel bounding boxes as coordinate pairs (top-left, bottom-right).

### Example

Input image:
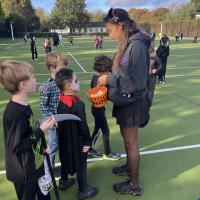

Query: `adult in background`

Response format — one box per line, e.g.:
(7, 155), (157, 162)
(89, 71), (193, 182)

(69, 35), (74, 46)
(98, 8), (151, 196)
(53, 33), (59, 47)
(59, 34), (62, 45)
(180, 32), (183, 40)
(31, 37), (38, 61)
(24, 33), (28, 45)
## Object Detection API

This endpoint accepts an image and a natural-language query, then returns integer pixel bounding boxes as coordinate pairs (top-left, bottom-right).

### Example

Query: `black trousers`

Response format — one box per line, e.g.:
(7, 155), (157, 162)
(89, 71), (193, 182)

(158, 60), (167, 82)
(31, 51), (38, 60)
(61, 158), (87, 193)
(148, 76), (157, 105)
(14, 181), (50, 200)
(91, 107), (111, 154)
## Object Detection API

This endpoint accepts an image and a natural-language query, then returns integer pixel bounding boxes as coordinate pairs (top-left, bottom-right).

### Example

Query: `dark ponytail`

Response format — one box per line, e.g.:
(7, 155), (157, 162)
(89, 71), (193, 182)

(104, 8), (140, 69)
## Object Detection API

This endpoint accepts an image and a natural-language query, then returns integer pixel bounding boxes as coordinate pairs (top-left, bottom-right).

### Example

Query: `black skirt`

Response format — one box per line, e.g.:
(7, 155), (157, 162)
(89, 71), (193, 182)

(112, 96), (150, 127)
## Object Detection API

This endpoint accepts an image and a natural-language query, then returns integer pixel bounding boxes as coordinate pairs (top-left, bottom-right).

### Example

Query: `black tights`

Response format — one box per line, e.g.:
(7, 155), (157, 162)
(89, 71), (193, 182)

(120, 125), (139, 185)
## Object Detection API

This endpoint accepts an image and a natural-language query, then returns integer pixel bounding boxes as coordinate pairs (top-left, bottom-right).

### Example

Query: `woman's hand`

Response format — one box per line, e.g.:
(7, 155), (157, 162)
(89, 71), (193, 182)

(82, 145), (90, 153)
(98, 74), (108, 86)
(152, 69), (157, 74)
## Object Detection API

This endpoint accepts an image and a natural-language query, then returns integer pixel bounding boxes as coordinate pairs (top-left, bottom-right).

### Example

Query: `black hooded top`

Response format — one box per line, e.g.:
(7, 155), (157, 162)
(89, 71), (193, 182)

(107, 32), (151, 100)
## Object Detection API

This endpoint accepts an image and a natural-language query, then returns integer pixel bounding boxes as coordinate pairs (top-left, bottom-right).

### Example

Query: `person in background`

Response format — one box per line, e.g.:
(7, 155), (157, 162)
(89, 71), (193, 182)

(31, 37), (38, 61)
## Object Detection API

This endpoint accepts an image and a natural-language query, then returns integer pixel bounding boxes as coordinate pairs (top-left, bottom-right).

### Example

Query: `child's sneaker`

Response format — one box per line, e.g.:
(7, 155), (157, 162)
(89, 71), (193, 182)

(77, 185), (99, 199)
(103, 153), (121, 160)
(88, 148), (102, 158)
(58, 178), (76, 190)
(113, 180), (143, 196)
(112, 164), (130, 176)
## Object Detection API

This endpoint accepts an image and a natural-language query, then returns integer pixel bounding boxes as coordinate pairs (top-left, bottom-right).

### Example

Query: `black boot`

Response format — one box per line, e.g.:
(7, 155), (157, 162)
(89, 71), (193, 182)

(113, 180), (143, 196)
(58, 178), (76, 190)
(112, 164), (130, 176)
(77, 185), (99, 199)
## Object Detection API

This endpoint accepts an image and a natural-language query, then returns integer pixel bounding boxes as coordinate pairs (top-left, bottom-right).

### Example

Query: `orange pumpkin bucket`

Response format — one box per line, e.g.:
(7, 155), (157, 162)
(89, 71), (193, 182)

(87, 86), (108, 108)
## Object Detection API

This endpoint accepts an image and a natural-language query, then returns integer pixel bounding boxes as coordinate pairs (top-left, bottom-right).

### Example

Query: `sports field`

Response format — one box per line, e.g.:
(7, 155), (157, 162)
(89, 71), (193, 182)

(0, 36), (200, 200)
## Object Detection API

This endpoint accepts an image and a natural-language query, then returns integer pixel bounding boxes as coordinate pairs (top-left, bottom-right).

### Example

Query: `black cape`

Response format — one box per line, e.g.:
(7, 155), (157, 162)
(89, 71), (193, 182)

(57, 98), (91, 175)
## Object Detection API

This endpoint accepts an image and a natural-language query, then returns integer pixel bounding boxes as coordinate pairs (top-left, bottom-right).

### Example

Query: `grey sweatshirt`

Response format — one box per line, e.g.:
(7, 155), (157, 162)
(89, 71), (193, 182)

(107, 32), (151, 98)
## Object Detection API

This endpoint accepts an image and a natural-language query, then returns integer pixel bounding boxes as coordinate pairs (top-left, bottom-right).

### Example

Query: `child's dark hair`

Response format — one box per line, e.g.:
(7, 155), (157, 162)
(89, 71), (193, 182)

(55, 68), (73, 91)
(104, 8), (139, 46)
(93, 55), (112, 73)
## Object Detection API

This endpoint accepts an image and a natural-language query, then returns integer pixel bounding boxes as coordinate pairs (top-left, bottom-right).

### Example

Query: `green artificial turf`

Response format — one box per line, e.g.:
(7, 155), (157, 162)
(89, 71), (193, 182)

(0, 37), (200, 200)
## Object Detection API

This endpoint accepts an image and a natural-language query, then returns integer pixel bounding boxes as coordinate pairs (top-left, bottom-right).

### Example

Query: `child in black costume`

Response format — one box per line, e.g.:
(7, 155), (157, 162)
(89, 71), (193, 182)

(156, 34), (170, 84)
(55, 68), (99, 199)
(88, 54), (120, 160)
(0, 60), (55, 200)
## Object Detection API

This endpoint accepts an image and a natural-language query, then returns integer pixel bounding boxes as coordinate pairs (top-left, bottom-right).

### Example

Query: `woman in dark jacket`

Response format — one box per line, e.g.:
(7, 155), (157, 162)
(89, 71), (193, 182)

(98, 8), (151, 196)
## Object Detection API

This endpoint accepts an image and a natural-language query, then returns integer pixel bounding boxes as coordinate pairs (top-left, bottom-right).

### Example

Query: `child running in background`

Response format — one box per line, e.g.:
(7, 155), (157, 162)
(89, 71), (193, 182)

(55, 68), (99, 199)
(40, 52), (68, 176)
(148, 46), (162, 105)
(88, 54), (121, 160)
(0, 60), (55, 200)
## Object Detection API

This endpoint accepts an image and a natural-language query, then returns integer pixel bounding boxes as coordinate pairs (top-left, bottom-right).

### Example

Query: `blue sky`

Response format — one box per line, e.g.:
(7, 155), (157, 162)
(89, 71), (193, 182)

(32, 0), (190, 13)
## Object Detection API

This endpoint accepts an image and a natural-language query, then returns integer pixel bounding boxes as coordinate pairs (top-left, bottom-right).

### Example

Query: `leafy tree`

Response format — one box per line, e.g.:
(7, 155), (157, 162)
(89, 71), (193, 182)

(0, 2), (4, 24)
(1, 0), (40, 31)
(87, 10), (105, 22)
(4, 12), (27, 36)
(1, 0), (18, 16)
(175, 3), (196, 19)
(35, 8), (48, 31)
(191, 0), (200, 12)
(52, 0), (89, 29)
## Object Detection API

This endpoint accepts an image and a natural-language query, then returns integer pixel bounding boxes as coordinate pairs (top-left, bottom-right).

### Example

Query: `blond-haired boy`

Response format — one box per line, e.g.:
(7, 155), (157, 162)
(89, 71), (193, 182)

(0, 60), (55, 200)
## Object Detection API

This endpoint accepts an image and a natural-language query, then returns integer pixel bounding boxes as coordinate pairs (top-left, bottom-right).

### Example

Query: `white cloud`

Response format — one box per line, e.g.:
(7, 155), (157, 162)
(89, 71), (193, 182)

(105, 0), (190, 9)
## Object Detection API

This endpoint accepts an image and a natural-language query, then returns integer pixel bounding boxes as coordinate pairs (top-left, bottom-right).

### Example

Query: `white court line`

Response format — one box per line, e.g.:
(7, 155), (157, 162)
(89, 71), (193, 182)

(69, 53), (87, 73)
(1, 144), (200, 175)
(170, 54), (200, 57)
(169, 66), (200, 70)
(167, 74), (200, 78)
(153, 99), (161, 102)
(6, 42), (23, 49)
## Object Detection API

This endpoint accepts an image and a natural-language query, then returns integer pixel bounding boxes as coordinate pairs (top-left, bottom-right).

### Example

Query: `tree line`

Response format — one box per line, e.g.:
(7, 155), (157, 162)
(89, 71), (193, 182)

(0, 0), (200, 37)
